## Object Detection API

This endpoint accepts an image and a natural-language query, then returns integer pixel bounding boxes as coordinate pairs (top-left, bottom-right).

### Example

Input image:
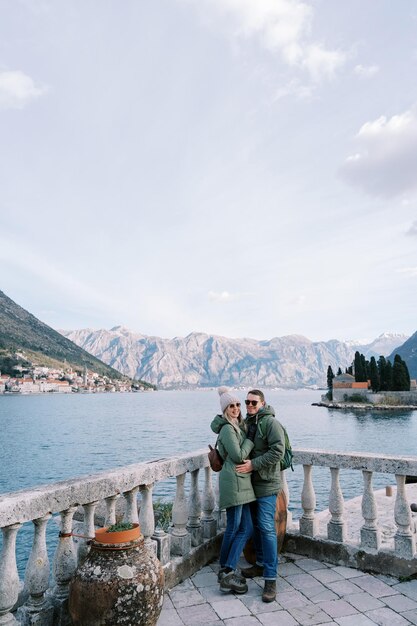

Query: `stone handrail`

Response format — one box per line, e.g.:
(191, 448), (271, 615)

(1, 447), (417, 624)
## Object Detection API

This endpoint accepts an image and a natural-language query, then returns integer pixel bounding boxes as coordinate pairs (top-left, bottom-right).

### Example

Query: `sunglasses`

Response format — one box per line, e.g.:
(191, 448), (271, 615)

(228, 403), (241, 409)
(245, 399), (260, 406)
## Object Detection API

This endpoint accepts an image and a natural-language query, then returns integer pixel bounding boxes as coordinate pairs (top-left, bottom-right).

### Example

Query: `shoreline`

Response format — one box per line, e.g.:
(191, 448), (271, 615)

(313, 401), (417, 411)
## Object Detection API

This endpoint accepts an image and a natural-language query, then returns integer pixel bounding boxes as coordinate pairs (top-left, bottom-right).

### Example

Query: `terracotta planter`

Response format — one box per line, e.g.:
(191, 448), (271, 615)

(94, 522), (141, 544)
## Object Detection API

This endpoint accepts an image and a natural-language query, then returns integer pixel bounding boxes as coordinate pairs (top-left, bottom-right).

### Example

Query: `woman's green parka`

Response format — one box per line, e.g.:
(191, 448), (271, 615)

(210, 414), (256, 510)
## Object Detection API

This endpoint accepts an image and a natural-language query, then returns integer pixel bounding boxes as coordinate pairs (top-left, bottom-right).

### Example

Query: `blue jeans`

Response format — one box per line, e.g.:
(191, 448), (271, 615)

(250, 495), (278, 579)
(220, 503), (253, 570)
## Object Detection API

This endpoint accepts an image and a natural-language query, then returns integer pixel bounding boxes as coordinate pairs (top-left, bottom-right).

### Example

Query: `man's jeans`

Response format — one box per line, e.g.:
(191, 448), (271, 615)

(220, 503), (253, 570)
(250, 494), (278, 579)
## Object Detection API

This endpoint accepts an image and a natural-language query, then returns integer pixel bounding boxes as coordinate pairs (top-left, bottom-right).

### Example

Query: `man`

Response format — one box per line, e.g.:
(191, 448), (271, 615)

(236, 389), (285, 603)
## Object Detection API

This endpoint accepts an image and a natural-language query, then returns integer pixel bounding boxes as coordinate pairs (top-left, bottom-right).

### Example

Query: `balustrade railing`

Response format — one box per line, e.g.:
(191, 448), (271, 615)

(1, 448), (417, 625)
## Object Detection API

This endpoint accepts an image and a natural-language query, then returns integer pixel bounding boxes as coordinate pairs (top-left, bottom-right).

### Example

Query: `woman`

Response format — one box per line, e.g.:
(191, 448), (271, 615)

(211, 386), (257, 594)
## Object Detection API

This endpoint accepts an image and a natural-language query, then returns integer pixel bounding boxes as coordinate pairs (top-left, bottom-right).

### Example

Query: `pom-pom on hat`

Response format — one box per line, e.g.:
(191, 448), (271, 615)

(218, 386), (240, 413)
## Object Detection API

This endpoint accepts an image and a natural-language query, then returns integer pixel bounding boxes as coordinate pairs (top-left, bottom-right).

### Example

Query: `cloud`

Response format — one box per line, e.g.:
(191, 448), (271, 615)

(0, 70), (48, 110)
(397, 267), (417, 277)
(340, 105), (417, 197)
(183, 0), (346, 83)
(406, 220), (417, 236)
(208, 290), (252, 302)
(354, 64), (379, 78)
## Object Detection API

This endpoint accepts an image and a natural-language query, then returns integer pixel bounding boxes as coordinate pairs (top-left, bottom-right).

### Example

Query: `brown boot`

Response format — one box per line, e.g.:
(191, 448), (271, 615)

(241, 563), (263, 578)
(262, 580), (276, 603)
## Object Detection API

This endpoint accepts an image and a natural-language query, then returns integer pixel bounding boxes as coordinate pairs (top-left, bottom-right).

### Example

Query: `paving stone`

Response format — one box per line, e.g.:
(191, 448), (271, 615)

(163, 594), (175, 609)
(297, 558), (330, 572)
(169, 588), (206, 609)
(375, 574), (400, 586)
(334, 616), (376, 626)
(365, 606), (412, 625)
(157, 608), (184, 625)
(200, 585), (239, 602)
(311, 568), (345, 584)
(344, 591), (384, 611)
(308, 589), (339, 604)
(317, 599), (358, 618)
(401, 609), (417, 625)
(327, 579), (364, 596)
(384, 594), (417, 611)
(289, 602), (334, 625)
(276, 576), (293, 592)
(276, 589), (314, 610)
(283, 552), (306, 561)
(240, 594), (281, 614)
(177, 602), (220, 625)
(353, 575), (399, 598)
(285, 572), (327, 591)
(257, 610), (299, 625)
(393, 580), (417, 601)
(223, 617), (262, 626)
(192, 571), (219, 587)
(331, 566), (366, 579)
(211, 598), (251, 619)
(279, 562), (305, 576)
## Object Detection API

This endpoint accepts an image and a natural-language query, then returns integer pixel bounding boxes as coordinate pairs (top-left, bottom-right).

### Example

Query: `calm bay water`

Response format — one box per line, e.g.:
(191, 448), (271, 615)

(1, 389), (417, 573)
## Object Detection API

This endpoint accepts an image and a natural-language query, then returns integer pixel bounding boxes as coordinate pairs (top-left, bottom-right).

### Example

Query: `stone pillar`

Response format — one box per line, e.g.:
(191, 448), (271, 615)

(124, 486), (139, 525)
(281, 470), (293, 527)
(394, 474), (416, 558)
(104, 495), (118, 526)
(201, 467), (217, 539)
(187, 469), (203, 546)
(140, 484), (157, 556)
(360, 470), (380, 550)
(78, 501), (98, 562)
(152, 528), (171, 566)
(18, 514), (54, 626)
(51, 506), (78, 626)
(327, 467), (347, 542)
(170, 473), (191, 556)
(0, 523), (21, 626)
(300, 464), (318, 537)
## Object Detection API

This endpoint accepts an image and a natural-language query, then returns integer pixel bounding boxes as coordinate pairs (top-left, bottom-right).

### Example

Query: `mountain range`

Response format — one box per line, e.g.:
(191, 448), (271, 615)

(61, 326), (410, 390)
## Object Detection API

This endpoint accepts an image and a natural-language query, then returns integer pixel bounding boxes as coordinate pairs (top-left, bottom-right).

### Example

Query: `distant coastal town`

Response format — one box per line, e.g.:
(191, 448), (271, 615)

(0, 359), (152, 395)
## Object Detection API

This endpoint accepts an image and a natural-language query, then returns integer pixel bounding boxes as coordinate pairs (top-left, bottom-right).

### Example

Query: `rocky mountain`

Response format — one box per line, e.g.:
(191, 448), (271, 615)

(389, 331), (417, 379)
(61, 327), (408, 390)
(350, 333), (410, 360)
(0, 290), (152, 385)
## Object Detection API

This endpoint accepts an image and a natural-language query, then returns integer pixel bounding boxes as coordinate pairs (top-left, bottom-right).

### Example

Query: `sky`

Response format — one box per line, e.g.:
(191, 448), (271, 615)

(1, 0), (417, 343)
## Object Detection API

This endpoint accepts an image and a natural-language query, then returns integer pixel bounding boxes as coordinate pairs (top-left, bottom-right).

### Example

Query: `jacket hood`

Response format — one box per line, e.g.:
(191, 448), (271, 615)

(211, 414), (227, 434)
(246, 404), (275, 422)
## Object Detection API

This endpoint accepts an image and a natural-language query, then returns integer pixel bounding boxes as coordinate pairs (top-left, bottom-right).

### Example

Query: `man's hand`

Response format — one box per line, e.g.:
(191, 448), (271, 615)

(236, 460), (253, 473)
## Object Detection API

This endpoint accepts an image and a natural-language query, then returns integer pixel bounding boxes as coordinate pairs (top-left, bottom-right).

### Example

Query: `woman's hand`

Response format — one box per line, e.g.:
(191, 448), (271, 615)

(236, 460), (253, 473)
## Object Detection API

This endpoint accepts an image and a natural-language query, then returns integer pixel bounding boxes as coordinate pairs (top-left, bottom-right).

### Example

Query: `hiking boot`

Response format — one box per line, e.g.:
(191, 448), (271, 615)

(241, 563), (263, 578)
(262, 579), (276, 603)
(220, 571), (248, 594)
(217, 567), (227, 582)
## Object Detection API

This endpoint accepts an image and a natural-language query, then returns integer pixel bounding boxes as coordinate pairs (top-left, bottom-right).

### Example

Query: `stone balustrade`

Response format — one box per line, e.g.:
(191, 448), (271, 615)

(1, 447), (417, 624)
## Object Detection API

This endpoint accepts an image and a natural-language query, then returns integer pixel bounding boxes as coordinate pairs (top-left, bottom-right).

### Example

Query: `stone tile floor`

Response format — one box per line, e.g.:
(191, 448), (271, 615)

(158, 553), (417, 625)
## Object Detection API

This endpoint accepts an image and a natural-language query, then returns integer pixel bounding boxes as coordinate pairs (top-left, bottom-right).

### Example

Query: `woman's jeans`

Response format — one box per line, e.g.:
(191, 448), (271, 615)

(250, 494), (278, 580)
(220, 503), (253, 570)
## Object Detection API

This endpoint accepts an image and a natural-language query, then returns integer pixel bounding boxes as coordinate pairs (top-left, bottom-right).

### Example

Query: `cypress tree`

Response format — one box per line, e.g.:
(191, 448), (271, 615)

(327, 365), (335, 390)
(337, 367), (342, 376)
(385, 360), (393, 390)
(354, 351), (363, 382)
(392, 354), (410, 391)
(378, 356), (388, 391)
(369, 356), (380, 392)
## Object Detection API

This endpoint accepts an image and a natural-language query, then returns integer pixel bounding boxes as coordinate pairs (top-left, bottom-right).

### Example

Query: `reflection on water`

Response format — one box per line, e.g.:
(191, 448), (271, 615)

(1, 389), (417, 574)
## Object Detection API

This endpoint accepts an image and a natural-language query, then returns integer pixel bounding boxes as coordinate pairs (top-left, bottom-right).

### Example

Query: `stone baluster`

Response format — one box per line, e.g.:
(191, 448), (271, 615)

(139, 484), (155, 540)
(124, 487), (139, 525)
(281, 470), (292, 527)
(394, 474), (416, 558)
(18, 514), (54, 625)
(104, 495), (118, 526)
(78, 501), (98, 562)
(187, 469), (203, 546)
(170, 473), (191, 555)
(201, 466), (217, 538)
(51, 506), (77, 624)
(300, 464), (318, 537)
(327, 467), (347, 542)
(0, 523), (21, 626)
(360, 470), (380, 550)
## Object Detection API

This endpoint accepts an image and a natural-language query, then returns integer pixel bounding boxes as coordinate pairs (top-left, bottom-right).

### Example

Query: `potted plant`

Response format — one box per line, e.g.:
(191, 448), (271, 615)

(94, 521), (141, 544)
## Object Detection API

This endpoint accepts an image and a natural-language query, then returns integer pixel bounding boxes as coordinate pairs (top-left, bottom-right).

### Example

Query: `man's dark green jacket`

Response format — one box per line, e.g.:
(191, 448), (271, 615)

(245, 404), (285, 497)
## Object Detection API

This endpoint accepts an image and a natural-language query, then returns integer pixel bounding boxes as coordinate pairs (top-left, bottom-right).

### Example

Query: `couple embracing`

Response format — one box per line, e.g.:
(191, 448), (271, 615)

(211, 386), (285, 603)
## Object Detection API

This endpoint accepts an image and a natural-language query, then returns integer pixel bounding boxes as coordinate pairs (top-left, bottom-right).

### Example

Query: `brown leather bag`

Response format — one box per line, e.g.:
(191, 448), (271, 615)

(208, 441), (223, 472)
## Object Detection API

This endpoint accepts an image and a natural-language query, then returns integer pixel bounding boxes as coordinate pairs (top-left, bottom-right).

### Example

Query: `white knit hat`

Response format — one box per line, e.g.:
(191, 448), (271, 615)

(218, 386), (240, 413)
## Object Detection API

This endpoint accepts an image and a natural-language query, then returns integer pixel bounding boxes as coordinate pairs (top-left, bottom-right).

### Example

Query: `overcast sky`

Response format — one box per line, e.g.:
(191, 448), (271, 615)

(1, 0), (417, 342)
